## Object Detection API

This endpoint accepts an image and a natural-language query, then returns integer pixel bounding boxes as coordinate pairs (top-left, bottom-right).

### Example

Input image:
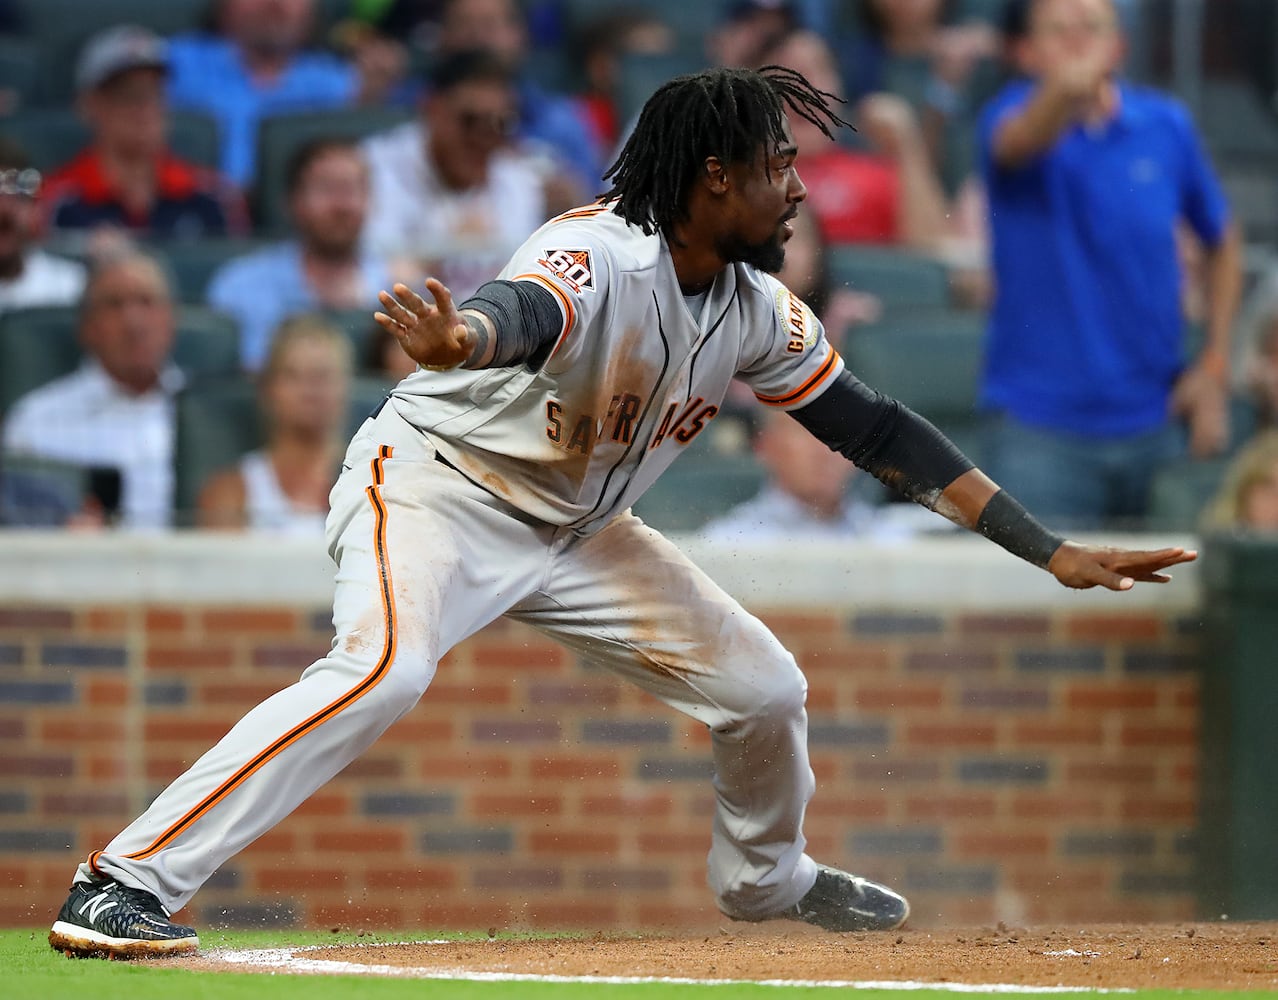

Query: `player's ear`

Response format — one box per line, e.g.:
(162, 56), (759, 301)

(702, 156), (730, 195)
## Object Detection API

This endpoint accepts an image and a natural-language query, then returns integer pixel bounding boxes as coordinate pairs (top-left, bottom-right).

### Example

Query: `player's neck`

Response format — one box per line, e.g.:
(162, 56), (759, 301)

(666, 226), (726, 296)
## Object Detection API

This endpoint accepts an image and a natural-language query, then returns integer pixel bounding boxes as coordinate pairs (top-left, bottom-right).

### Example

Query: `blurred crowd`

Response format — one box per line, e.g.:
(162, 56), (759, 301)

(0, 0), (1277, 540)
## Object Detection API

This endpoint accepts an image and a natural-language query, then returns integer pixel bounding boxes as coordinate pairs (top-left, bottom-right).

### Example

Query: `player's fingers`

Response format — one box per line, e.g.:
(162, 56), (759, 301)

(373, 311), (408, 340)
(392, 282), (430, 317)
(377, 289), (416, 326)
(424, 277), (455, 315)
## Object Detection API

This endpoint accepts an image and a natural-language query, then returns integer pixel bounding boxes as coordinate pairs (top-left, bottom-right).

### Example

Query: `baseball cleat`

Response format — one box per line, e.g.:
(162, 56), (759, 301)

(49, 877), (199, 959)
(785, 864), (910, 932)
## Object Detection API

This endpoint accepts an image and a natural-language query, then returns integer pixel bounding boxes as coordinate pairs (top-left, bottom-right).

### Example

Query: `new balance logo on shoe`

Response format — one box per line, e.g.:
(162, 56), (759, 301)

(49, 878), (199, 959)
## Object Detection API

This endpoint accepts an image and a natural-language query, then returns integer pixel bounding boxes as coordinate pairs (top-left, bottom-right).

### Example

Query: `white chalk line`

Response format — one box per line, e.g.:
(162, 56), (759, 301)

(211, 943), (1134, 993)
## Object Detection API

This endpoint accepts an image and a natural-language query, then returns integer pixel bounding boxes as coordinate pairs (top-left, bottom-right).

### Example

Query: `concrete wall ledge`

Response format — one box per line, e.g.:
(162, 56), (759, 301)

(0, 530), (1201, 610)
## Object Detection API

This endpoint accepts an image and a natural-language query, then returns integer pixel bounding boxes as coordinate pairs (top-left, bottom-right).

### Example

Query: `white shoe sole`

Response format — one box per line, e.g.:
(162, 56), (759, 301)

(49, 920), (199, 959)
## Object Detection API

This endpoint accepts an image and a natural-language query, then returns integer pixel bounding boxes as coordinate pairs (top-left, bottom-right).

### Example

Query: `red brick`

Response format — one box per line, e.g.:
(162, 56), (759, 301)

(954, 832), (1051, 857)
(86, 679), (129, 707)
(314, 828), (406, 853)
(1066, 681), (1159, 711)
(146, 645), (235, 670)
(310, 903), (406, 928)
(0, 607), (73, 630)
(905, 723), (996, 747)
(146, 757), (192, 781)
(42, 718), (126, 742)
(1010, 721), (1104, 746)
(88, 756), (126, 781)
(292, 794), (350, 817)
(201, 609), (298, 633)
(855, 683), (945, 711)
(1120, 724), (1197, 747)
(806, 797), (889, 821)
(1121, 796), (1196, 821)
(798, 645), (893, 672)
(423, 756), (510, 780)
(0, 715), (26, 740)
(1173, 761), (1198, 785)
(805, 681), (837, 712)
(81, 608), (129, 633)
(528, 831), (619, 855)
(366, 867), (458, 890)
(257, 869), (348, 891)
(1172, 686), (1200, 710)
(145, 719), (232, 742)
(1010, 793), (1107, 820)
(1065, 614), (1163, 641)
(246, 831), (296, 853)
(905, 794), (996, 820)
(199, 681), (287, 704)
(416, 902), (512, 930)
(424, 682), (512, 705)
(530, 757), (621, 780)
(579, 793), (672, 818)
(473, 643), (565, 670)
(1065, 761), (1157, 785)
(145, 607), (189, 633)
(638, 831), (708, 854)
(380, 719), (453, 743)
(471, 794), (563, 818)
(520, 900), (619, 926)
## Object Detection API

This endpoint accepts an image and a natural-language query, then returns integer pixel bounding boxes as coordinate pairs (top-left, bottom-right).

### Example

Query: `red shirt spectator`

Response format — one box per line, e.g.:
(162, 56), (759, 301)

(799, 148), (899, 244)
(41, 25), (247, 240)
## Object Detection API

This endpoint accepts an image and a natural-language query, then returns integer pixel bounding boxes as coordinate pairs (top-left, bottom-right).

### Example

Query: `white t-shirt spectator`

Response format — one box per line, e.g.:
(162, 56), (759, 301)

(361, 122), (548, 301)
(0, 251), (87, 313)
(2, 361), (183, 529)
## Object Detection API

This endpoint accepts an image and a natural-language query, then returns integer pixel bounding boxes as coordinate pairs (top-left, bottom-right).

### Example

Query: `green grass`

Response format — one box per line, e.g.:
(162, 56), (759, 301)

(6, 928), (1278, 1000)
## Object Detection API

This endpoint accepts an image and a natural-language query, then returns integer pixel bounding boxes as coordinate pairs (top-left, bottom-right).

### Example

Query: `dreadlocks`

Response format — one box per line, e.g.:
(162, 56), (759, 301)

(599, 65), (850, 237)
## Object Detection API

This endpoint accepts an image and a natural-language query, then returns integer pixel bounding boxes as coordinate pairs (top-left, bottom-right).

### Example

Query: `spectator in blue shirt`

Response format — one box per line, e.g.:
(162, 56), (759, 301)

(434, 0), (602, 193)
(166, 0), (365, 187)
(207, 138), (391, 370)
(977, 0), (1243, 529)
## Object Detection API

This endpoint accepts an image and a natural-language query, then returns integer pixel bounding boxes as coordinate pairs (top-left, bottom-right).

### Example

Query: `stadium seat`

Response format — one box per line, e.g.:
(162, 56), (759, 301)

(1146, 456), (1232, 533)
(0, 108), (221, 172)
(631, 437), (766, 534)
(0, 305), (241, 418)
(15, 0), (209, 106)
(0, 453), (93, 526)
(318, 306), (381, 369)
(0, 38), (41, 110)
(171, 374), (392, 525)
(826, 245), (952, 308)
(614, 48), (706, 124)
(1200, 79), (1278, 164)
(152, 238), (270, 303)
(842, 308), (986, 427)
(254, 107), (415, 234)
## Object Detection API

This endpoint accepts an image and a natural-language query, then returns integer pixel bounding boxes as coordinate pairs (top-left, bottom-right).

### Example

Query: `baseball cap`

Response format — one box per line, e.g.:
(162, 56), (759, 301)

(75, 25), (169, 93)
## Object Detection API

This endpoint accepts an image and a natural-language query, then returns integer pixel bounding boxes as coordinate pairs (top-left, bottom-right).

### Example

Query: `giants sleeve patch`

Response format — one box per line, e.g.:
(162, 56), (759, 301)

(537, 248), (595, 293)
(774, 288), (818, 354)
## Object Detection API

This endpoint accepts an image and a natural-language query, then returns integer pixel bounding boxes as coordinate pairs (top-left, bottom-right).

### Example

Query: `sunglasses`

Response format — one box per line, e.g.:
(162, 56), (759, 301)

(0, 168), (41, 199)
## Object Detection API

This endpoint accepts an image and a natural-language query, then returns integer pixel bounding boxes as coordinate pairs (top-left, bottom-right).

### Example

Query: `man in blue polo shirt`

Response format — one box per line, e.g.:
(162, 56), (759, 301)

(978, 0), (1242, 528)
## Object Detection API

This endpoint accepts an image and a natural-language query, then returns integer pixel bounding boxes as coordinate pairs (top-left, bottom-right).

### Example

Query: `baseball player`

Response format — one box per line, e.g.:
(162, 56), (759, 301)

(50, 65), (1194, 958)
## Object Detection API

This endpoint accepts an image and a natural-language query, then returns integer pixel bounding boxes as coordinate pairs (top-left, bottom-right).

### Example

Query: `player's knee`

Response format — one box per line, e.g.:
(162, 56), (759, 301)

(718, 650), (807, 732)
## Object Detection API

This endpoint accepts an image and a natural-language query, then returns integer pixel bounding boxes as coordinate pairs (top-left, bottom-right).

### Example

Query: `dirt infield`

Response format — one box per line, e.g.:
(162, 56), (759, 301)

(188, 922), (1278, 990)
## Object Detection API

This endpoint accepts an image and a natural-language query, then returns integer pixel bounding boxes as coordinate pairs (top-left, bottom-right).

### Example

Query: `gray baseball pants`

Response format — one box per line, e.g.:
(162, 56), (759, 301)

(77, 402), (819, 921)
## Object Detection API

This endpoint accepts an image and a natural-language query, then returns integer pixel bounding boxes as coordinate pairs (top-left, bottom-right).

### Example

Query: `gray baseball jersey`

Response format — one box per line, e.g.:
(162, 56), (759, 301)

(390, 202), (845, 532)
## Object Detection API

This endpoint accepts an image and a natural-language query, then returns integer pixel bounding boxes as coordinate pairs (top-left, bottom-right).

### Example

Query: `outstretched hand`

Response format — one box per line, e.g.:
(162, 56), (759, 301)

(1046, 541), (1197, 591)
(374, 278), (472, 370)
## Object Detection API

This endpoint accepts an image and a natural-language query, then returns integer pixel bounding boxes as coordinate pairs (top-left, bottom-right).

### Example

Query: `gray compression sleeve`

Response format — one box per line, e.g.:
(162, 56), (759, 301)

(788, 369), (974, 508)
(458, 280), (564, 369)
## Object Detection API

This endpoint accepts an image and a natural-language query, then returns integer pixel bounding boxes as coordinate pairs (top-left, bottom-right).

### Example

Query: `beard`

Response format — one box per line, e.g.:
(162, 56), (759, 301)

(716, 225), (788, 275)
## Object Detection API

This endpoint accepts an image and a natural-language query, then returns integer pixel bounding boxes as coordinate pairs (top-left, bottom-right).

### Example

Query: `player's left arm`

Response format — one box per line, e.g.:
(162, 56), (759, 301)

(790, 370), (1195, 591)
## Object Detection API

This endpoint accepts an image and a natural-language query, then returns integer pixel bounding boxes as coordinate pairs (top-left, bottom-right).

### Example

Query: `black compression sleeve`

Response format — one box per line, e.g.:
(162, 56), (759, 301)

(458, 280), (564, 369)
(788, 369), (974, 508)
(974, 489), (1065, 569)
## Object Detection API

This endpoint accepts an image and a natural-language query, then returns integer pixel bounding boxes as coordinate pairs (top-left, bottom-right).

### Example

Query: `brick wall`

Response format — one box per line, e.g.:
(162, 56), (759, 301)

(0, 597), (1201, 932)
